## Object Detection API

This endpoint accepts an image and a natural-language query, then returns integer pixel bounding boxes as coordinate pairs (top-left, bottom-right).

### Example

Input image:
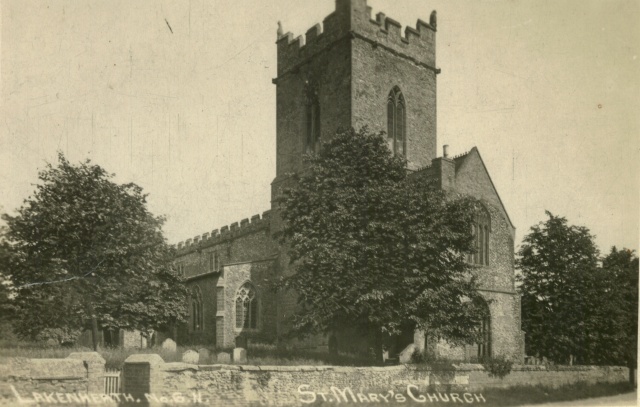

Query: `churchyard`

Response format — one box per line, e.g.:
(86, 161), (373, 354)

(0, 335), (635, 406)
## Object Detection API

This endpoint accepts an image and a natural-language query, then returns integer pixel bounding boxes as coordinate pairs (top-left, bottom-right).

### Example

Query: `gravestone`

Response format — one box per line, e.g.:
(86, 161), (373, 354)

(198, 348), (210, 364)
(217, 352), (231, 364)
(233, 347), (247, 364)
(398, 343), (416, 364)
(182, 349), (199, 364)
(161, 338), (177, 353)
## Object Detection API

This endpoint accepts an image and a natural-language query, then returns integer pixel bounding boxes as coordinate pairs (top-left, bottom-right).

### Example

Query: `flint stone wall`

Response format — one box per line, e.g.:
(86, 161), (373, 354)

(122, 354), (629, 406)
(0, 352), (105, 403)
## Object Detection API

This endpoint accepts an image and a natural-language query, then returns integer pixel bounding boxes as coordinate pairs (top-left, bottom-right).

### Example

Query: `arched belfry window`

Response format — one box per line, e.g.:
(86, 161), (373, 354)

(387, 86), (406, 156)
(192, 286), (203, 331)
(235, 282), (258, 329)
(305, 80), (321, 153)
(477, 298), (492, 359)
(467, 205), (491, 266)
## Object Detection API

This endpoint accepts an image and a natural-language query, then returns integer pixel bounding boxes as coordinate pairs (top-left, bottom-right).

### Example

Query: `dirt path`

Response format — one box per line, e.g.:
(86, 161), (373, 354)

(518, 391), (637, 407)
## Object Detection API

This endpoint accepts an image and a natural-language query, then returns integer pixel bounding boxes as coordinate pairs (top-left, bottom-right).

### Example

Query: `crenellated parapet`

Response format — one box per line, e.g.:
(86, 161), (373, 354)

(276, 0), (437, 77)
(173, 210), (272, 254)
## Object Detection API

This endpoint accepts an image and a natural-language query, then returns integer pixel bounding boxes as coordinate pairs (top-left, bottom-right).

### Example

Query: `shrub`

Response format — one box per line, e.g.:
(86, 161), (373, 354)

(409, 349), (457, 372)
(481, 355), (513, 379)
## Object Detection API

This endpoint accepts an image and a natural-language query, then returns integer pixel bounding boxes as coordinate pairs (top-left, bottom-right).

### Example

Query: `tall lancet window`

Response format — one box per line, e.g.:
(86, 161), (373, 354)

(467, 205), (491, 266)
(477, 298), (492, 359)
(305, 80), (321, 153)
(387, 86), (406, 156)
(191, 286), (203, 331)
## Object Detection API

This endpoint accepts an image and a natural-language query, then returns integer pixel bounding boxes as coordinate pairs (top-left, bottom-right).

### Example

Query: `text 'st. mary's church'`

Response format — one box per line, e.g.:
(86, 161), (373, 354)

(174, 0), (524, 361)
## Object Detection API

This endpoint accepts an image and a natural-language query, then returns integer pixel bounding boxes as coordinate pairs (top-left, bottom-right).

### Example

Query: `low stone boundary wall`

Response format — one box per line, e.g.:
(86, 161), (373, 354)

(0, 352), (106, 404)
(121, 354), (629, 405)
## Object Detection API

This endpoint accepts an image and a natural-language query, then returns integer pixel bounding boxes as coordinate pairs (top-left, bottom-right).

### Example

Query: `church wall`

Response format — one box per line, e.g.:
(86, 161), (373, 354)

(273, 42), (351, 180)
(218, 260), (278, 348)
(453, 150), (515, 292)
(351, 40), (437, 170)
(174, 213), (278, 347)
(452, 150), (523, 362)
(175, 212), (276, 280)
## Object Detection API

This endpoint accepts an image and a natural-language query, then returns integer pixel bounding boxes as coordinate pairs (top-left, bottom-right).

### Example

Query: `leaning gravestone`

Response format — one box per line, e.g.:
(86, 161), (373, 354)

(198, 348), (210, 364)
(233, 347), (247, 364)
(161, 338), (177, 353)
(217, 352), (231, 364)
(182, 349), (199, 364)
(398, 343), (416, 364)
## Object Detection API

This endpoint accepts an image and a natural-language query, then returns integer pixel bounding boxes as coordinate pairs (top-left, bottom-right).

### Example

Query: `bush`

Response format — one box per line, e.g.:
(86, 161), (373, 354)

(410, 348), (431, 364)
(409, 349), (458, 372)
(481, 355), (513, 379)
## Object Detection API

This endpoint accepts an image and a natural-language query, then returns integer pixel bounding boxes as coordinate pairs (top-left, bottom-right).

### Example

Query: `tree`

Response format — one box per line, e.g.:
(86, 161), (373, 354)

(598, 247), (638, 383)
(2, 153), (188, 349)
(276, 128), (488, 361)
(516, 211), (602, 364)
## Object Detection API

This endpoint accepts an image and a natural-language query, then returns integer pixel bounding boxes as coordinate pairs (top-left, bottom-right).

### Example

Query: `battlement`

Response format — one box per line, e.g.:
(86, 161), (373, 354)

(276, 0), (437, 77)
(174, 210), (271, 253)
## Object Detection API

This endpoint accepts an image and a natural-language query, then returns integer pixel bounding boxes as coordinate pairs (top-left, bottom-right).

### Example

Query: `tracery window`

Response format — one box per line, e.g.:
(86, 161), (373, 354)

(235, 282), (257, 329)
(387, 86), (406, 156)
(305, 80), (321, 153)
(192, 286), (203, 331)
(467, 205), (491, 266)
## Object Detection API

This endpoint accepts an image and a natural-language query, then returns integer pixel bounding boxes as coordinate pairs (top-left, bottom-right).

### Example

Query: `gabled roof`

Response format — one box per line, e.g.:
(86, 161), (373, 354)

(453, 147), (515, 230)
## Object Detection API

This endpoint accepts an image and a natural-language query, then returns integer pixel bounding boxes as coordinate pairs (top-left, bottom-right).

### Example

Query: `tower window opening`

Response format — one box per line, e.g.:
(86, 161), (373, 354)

(387, 86), (406, 156)
(305, 80), (321, 153)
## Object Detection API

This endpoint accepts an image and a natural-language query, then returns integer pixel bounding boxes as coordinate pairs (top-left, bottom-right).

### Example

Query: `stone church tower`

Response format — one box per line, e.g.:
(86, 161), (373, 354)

(272, 0), (437, 209)
(173, 0), (524, 363)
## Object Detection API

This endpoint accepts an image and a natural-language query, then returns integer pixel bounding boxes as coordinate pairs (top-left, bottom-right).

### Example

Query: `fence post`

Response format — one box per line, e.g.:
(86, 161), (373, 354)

(122, 354), (165, 400)
(66, 352), (106, 393)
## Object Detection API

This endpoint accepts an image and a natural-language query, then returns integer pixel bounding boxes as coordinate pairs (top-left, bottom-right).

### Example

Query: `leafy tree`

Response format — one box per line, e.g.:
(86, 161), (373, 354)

(276, 128), (488, 361)
(2, 153), (188, 349)
(516, 211), (602, 364)
(0, 226), (20, 341)
(597, 247), (638, 383)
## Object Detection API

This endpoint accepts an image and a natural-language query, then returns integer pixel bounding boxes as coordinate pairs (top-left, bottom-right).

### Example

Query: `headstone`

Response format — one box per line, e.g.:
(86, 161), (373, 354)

(198, 348), (210, 364)
(161, 338), (177, 353)
(182, 349), (199, 364)
(233, 347), (247, 364)
(398, 343), (416, 364)
(217, 352), (231, 364)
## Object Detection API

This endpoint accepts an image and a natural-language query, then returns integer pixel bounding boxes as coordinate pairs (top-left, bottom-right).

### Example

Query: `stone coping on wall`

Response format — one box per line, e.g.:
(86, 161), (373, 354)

(0, 358), (86, 380)
(162, 362), (626, 374)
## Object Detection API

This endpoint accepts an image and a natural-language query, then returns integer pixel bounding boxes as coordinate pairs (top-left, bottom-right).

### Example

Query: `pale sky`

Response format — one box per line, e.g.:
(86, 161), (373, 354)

(1, 0), (638, 254)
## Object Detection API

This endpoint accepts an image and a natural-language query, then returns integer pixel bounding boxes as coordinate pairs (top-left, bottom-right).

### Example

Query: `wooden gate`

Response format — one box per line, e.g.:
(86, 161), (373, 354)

(104, 368), (121, 394)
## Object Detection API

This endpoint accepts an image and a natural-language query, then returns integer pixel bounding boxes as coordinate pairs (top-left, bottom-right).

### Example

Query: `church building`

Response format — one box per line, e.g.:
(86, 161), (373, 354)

(174, 0), (524, 362)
